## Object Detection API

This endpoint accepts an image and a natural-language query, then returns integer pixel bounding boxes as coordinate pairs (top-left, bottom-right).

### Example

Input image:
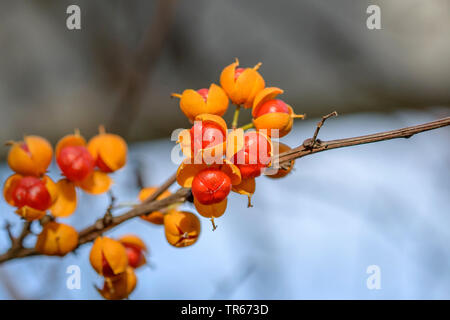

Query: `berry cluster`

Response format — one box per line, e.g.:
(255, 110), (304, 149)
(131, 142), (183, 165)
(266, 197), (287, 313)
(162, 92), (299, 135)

(172, 59), (303, 229)
(2, 128), (131, 290)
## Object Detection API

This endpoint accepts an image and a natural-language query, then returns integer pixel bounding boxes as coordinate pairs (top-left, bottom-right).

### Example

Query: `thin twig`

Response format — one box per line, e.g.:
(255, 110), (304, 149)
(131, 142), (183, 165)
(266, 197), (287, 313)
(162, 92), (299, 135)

(0, 116), (449, 264)
(16, 222), (32, 247)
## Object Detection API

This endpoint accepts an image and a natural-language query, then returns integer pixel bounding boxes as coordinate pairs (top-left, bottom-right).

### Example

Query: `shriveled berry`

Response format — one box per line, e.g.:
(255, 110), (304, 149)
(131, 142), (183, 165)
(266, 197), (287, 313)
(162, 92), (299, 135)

(57, 146), (95, 182)
(197, 88), (209, 102)
(11, 176), (51, 211)
(254, 99), (289, 118)
(192, 169), (231, 205)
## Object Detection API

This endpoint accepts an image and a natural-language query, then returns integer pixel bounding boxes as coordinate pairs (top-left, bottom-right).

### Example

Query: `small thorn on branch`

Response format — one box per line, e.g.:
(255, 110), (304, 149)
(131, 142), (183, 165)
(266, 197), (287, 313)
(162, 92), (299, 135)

(103, 190), (116, 226)
(303, 111), (338, 149)
(4, 221), (14, 244)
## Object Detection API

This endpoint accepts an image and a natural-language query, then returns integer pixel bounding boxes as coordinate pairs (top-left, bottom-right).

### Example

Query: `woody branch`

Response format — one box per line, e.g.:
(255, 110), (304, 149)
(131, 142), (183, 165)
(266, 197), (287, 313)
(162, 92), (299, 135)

(0, 114), (449, 264)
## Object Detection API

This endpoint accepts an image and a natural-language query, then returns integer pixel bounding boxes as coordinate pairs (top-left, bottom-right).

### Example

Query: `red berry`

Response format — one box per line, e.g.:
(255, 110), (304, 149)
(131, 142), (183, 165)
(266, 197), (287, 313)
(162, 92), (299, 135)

(197, 88), (209, 102)
(234, 67), (245, 81)
(192, 169), (231, 205)
(234, 150), (265, 178)
(57, 146), (95, 182)
(190, 121), (225, 154)
(255, 99), (290, 118)
(102, 254), (116, 277)
(233, 132), (271, 179)
(123, 243), (144, 269)
(11, 176), (52, 211)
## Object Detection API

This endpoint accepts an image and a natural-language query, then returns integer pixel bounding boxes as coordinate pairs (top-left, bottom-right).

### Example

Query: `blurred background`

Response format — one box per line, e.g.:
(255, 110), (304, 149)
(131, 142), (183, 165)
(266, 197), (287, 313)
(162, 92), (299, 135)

(0, 0), (449, 299)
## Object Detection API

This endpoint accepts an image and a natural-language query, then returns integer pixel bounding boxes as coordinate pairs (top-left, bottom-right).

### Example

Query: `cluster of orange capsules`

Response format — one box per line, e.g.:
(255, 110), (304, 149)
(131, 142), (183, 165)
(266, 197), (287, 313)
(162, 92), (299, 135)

(171, 58), (304, 230)
(2, 59), (303, 299)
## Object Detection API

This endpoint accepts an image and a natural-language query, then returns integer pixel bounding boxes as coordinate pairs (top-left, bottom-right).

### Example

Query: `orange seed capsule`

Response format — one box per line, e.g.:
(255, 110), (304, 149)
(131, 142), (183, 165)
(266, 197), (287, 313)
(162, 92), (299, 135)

(194, 197), (227, 231)
(251, 87), (305, 138)
(97, 266), (137, 300)
(178, 113), (228, 163)
(35, 222), (79, 256)
(139, 187), (172, 225)
(3, 174), (57, 221)
(231, 177), (256, 208)
(164, 210), (200, 248)
(87, 127), (127, 173)
(7, 136), (53, 177)
(220, 58), (265, 109)
(55, 132), (113, 195)
(172, 83), (229, 122)
(89, 237), (128, 277)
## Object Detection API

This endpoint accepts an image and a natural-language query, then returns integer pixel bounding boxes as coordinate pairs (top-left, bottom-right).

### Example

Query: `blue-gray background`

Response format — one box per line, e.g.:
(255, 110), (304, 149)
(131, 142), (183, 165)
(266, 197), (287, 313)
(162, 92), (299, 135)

(0, 0), (449, 299)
